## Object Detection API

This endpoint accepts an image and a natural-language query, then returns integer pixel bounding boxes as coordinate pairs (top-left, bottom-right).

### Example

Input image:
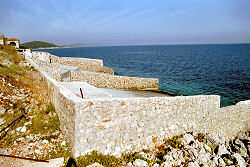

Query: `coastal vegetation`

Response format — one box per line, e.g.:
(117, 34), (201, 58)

(21, 41), (58, 49)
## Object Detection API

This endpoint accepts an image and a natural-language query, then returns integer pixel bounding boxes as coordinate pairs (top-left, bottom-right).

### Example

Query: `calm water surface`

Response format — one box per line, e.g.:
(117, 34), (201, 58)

(40, 44), (250, 107)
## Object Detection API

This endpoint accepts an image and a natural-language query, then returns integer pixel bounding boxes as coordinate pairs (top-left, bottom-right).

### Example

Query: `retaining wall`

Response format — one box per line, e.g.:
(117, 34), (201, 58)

(25, 55), (78, 150)
(32, 52), (114, 74)
(71, 71), (159, 90)
(25, 53), (250, 158)
(74, 96), (250, 157)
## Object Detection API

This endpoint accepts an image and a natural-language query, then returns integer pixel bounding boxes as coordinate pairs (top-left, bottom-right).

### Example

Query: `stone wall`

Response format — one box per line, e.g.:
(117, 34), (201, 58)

(25, 55), (77, 150)
(74, 96), (250, 157)
(59, 57), (114, 75)
(25, 52), (250, 158)
(32, 52), (114, 74)
(59, 57), (103, 66)
(215, 101), (250, 138)
(71, 71), (159, 90)
(74, 95), (218, 156)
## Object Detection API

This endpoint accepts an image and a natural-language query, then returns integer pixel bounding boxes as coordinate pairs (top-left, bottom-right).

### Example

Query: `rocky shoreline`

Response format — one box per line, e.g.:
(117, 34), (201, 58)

(72, 131), (249, 167)
(131, 131), (249, 167)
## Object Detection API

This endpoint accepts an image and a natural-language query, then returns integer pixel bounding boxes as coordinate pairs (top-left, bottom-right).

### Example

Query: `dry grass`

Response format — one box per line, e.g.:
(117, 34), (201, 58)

(0, 47), (68, 160)
(0, 47), (50, 104)
(0, 45), (23, 64)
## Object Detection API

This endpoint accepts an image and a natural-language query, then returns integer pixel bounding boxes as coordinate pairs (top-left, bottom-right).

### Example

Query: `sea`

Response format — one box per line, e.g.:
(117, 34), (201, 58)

(38, 44), (250, 107)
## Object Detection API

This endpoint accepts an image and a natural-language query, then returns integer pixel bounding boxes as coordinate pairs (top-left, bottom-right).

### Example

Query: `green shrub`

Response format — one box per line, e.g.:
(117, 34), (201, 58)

(76, 151), (122, 167)
(122, 152), (152, 164)
(164, 134), (183, 149)
(0, 64), (26, 78)
(30, 102), (60, 134)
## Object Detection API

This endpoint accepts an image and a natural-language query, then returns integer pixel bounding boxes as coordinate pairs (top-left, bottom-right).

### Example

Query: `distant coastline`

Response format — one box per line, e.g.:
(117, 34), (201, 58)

(37, 42), (250, 50)
(34, 46), (71, 50)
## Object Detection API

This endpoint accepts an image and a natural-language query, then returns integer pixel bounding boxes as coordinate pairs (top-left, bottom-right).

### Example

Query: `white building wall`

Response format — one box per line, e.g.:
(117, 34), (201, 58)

(6, 41), (20, 48)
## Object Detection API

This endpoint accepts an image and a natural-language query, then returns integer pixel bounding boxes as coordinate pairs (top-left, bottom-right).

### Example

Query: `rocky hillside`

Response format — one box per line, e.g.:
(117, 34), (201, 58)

(0, 47), (70, 166)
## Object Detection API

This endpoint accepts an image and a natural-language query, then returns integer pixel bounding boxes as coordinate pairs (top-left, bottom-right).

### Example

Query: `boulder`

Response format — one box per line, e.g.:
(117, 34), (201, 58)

(0, 107), (6, 115)
(235, 139), (248, 157)
(86, 162), (104, 167)
(187, 161), (199, 167)
(133, 159), (148, 167)
(233, 153), (246, 167)
(183, 134), (194, 145)
(216, 144), (230, 156)
(218, 158), (226, 166)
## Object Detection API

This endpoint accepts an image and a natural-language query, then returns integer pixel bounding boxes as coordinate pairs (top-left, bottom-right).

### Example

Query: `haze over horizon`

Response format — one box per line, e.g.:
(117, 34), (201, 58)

(1, 0), (250, 46)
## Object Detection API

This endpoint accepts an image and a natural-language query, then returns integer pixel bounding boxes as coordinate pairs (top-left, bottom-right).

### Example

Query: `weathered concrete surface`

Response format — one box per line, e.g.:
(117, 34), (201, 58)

(100, 88), (170, 98)
(59, 82), (112, 99)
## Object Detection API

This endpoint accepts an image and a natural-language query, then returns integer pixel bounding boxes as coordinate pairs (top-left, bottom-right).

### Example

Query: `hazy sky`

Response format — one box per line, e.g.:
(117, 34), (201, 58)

(1, 0), (250, 46)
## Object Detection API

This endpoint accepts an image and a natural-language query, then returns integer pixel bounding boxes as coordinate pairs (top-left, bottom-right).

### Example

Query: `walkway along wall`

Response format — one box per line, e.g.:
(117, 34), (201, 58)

(25, 53), (250, 157)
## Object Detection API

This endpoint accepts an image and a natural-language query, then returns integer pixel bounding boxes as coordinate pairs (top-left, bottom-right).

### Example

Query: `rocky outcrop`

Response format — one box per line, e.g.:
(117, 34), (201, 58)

(122, 131), (249, 167)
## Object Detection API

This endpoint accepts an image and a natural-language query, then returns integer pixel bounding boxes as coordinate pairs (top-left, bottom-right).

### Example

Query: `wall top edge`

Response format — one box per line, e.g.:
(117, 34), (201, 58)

(73, 94), (221, 103)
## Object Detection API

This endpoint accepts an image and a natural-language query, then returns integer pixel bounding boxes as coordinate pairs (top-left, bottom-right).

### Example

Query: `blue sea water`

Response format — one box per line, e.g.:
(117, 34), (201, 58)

(40, 44), (250, 107)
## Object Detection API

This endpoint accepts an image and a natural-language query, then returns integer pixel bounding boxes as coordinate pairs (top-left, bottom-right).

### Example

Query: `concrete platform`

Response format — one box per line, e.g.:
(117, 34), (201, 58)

(59, 82), (112, 99)
(59, 81), (170, 99)
(100, 88), (171, 98)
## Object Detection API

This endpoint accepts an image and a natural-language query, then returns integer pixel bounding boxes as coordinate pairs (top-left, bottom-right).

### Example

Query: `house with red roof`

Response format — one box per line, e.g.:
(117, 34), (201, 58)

(0, 35), (20, 48)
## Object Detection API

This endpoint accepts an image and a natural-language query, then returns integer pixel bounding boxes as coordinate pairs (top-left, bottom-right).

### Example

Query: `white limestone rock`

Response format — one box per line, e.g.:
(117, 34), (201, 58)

(235, 139), (248, 157)
(204, 144), (212, 153)
(42, 140), (49, 145)
(127, 162), (133, 167)
(233, 153), (246, 167)
(0, 107), (6, 115)
(24, 121), (32, 126)
(153, 163), (159, 167)
(61, 140), (66, 146)
(186, 145), (198, 159)
(218, 158), (226, 166)
(133, 159), (148, 167)
(160, 161), (172, 167)
(138, 152), (150, 159)
(212, 155), (219, 166)
(0, 118), (5, 125)
(183, 134), (194, 145)
(35, 149), (41, 154)
(216, 144), (230, 156)
(187, 161), (199, 167)
(86, 162), (104, 167)
(16, 126), (22, 132)
(20, 126), (27, 133)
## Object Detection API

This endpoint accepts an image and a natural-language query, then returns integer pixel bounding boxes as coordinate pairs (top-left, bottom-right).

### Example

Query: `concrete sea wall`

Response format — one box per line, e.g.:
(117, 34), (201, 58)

(25, 52), (250, 157)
